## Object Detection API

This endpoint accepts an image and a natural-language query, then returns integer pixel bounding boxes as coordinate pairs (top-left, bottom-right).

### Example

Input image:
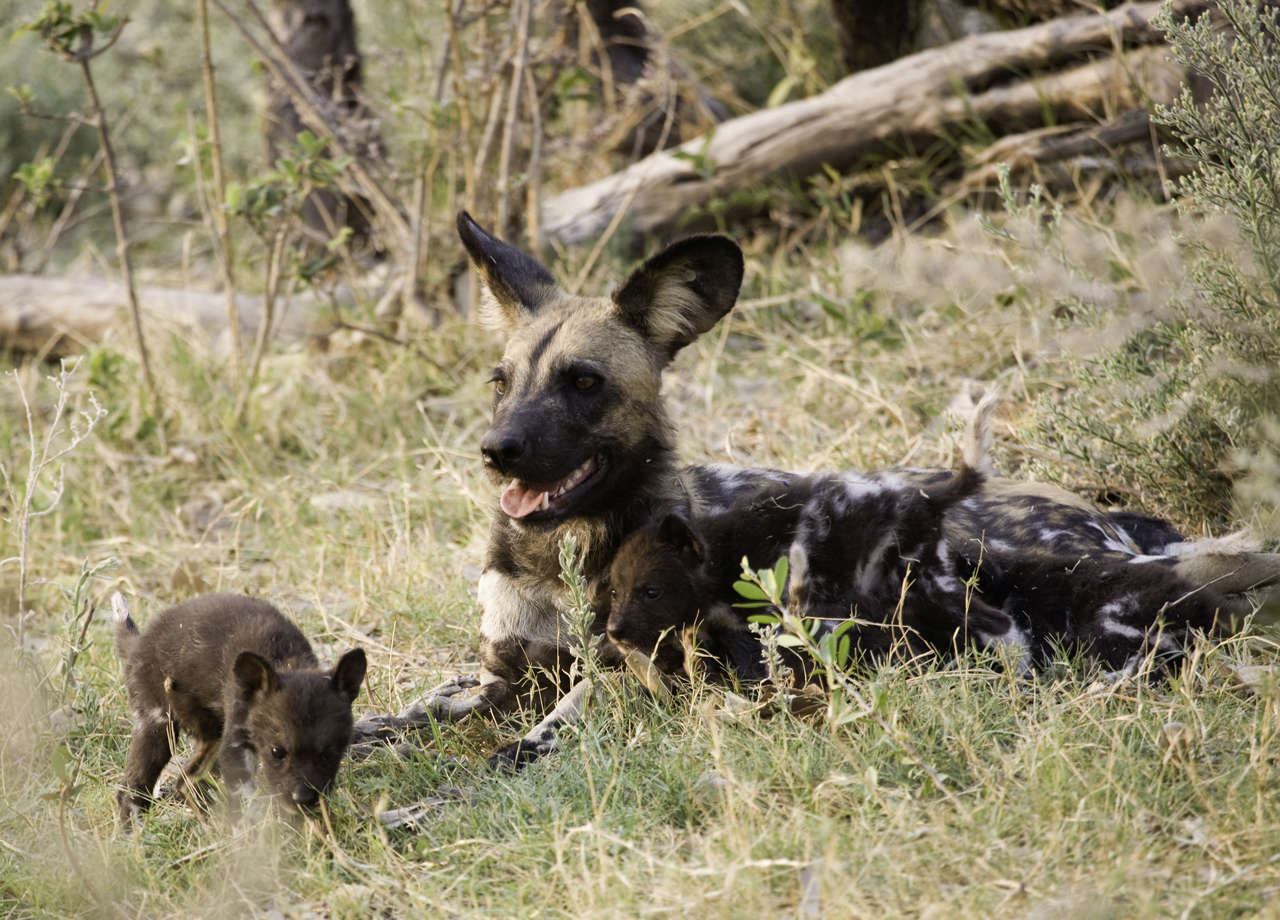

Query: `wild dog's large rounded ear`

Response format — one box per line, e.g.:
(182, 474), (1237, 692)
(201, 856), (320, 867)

(613, 235), (744, 360)
(233, 651), (280, 700)
(457, 211), (557, 332)
(330, 648), (367, 704)
(657, 513), (706, 568)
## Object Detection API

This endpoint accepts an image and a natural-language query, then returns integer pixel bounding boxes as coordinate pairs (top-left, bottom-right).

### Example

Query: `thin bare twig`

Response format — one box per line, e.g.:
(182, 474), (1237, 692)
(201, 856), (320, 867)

(77, 55), (160, 413)
(496, 0), (533, 235)
(236, 228), (289, 424)
(524, 63), (544, 254)
(198, 0), (243, 383)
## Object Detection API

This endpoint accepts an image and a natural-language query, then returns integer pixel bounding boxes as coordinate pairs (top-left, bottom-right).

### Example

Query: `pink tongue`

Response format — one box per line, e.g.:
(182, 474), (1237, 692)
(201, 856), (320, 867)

(501, 480), (549, 518)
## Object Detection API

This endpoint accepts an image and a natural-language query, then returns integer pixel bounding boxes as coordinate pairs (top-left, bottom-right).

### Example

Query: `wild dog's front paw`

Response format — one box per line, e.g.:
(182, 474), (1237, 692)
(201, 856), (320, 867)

(487, 730), (558, 770)
(420, 675), (485, 721)
(349, 676), (486, 747)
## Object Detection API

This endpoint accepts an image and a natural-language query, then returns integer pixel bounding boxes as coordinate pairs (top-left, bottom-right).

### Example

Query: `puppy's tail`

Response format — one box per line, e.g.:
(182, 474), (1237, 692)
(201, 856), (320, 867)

(931, 390), (998, 510)
(111, 591), (140, 660)
(961, 389), (998, 480)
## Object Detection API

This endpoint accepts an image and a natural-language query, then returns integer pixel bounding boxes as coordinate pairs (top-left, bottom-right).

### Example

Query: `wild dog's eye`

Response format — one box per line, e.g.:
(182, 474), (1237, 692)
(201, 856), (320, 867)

(488, 374), (507, 397)
(642, 585), (663, 601)
(573, 374), (600, 392)
(270, 745), (286, 761)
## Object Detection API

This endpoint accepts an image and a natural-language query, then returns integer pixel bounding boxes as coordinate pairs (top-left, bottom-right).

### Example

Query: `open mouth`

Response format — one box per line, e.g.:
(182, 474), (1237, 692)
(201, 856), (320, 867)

(499, 454), (607, 520)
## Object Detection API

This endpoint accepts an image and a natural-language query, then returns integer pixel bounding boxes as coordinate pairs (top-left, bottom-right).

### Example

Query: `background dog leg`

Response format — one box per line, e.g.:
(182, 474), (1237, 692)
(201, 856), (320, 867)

(348, 675), (487, 749)
(487, 677), (599, 769)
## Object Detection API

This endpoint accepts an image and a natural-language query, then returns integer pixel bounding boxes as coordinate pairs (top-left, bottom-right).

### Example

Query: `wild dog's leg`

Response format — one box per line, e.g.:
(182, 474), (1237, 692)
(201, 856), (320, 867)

(349, 569), (560, 749)
(217, 723), (257, 823)
(488, 677), (598, 769)
(348, 675), (491, 747)
(118, 718), (173, 826)
(158, 736), (221, 811)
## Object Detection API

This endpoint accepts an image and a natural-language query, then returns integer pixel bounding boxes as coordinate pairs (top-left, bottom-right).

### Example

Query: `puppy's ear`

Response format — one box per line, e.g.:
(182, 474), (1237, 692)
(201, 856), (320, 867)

(657, 513), (706, 568)
(330, 648), (367, 704)
(613, 235), (743, 360)
(233, 651), (280, 700)
(457, 211), (557, 333)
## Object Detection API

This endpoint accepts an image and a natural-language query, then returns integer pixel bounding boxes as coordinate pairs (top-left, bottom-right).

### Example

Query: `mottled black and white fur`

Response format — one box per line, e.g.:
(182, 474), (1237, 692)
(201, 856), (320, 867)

(607, 394), (1021, 678)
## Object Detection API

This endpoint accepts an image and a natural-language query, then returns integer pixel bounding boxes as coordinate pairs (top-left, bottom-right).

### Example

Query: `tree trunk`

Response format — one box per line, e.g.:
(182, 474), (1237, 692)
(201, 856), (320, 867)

(266, 0), (383, 250)
(579, 0), (727, 156)
(831, 0), (928, 73)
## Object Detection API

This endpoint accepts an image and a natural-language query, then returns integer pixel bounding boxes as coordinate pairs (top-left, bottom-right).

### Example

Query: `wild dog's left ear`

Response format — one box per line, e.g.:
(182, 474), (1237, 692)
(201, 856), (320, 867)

(457, 211), (557, 332)
(233, 651), (280, 701)
(657, 513), (706, 568)
(329, 648), (367, 704)
(613, 235), (743, 359)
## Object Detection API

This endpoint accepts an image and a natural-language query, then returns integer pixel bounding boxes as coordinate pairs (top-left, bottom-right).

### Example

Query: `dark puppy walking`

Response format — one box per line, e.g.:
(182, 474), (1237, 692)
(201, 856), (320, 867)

(113, 592), (366, 825)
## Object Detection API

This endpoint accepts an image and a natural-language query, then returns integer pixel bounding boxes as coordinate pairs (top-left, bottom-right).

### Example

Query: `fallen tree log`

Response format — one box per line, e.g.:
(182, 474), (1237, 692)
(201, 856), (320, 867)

(0, 275), (313, 359)
(541, 0), (1208, 246)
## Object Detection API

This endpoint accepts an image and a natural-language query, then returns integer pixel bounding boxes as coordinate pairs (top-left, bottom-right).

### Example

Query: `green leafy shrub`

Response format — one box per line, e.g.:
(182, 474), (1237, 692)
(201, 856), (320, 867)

(1031, 0), (1280, 529)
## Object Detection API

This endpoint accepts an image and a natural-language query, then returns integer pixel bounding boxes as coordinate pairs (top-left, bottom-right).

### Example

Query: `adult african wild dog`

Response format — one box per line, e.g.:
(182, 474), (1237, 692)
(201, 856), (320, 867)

(350, 213), (1280, 765)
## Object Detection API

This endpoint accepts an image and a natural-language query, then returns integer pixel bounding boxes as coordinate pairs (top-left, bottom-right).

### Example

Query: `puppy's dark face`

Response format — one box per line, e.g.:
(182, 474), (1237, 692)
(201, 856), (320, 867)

(607, 516), (707, 672)
(235, 648), (366, 810)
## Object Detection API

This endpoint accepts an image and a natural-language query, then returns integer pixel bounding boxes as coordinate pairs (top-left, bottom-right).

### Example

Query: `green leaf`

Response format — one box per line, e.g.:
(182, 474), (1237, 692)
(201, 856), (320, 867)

(733, 580), (768, 601)
(772, 556), (789, 589)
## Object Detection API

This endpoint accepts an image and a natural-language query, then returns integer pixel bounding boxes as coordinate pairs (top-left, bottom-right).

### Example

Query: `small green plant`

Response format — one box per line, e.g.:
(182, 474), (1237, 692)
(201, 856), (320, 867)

(558, 533), (603, 683)
(0, 359), (105, 643)
(734, 556), (954, 795)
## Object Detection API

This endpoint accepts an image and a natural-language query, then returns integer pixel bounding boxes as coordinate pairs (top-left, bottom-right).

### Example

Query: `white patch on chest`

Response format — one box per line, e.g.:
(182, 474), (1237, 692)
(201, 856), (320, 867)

(478, 568), (571, 646)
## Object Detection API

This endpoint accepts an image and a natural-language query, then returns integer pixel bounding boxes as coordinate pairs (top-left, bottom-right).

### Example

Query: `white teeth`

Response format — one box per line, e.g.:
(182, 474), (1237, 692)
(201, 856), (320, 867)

(540, 493), (550, 511)
(551, 457), (596, 499)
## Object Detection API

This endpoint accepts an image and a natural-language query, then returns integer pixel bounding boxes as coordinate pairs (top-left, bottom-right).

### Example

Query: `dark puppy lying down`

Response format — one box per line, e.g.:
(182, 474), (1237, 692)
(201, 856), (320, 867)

(114, 592), (366, 825)
(607, 397), (1238, 681)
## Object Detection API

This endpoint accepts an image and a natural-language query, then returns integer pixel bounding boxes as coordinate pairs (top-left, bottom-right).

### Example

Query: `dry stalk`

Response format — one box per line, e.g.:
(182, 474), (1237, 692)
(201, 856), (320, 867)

(474, 74), (509, 204)
(1, 361), (104, 647)
(524, 63), (544, 253)
(447, 0), (478, 215)
(496, 0), (534, 235)
(235, 228), (289, 424)
(66, 31), (161, 414)
(198, 0), (243, 383)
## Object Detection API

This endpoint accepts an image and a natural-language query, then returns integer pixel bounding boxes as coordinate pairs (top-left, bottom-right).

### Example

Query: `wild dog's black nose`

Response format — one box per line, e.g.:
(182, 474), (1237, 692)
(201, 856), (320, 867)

(481, 432), (525, 473)
(292, 786), (319, 808)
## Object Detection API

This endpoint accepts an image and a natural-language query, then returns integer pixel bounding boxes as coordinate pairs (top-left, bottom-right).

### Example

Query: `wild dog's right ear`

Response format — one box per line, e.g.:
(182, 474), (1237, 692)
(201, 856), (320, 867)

(233, 651), (280, 700)
(457, 211), (557, 332)
(657, 513), (706, 568)
(329, 648), (367, 704)
(613, 235), (743, 359)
